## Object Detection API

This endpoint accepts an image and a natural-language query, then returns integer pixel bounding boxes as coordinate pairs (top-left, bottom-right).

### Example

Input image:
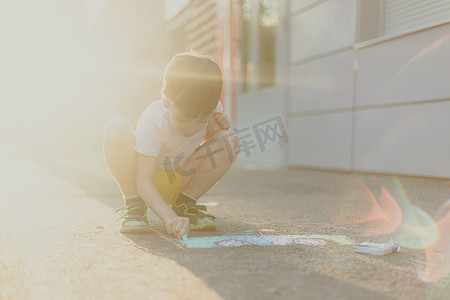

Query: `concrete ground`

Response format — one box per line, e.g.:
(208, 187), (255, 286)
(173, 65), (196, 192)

(1, 139), (449, 300)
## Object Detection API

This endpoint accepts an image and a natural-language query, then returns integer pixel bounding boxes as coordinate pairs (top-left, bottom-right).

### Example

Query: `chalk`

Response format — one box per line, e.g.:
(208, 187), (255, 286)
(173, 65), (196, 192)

(182, 234), (188, 241)
(354, 240), (400, 255)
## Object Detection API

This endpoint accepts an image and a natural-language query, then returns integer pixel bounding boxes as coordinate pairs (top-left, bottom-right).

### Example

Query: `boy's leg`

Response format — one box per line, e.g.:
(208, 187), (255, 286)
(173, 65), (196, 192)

(181, 129), (241, 198)
(103, 116), (138, 197)
(103, 116), (149, 233)
(171, 129), (240, 230)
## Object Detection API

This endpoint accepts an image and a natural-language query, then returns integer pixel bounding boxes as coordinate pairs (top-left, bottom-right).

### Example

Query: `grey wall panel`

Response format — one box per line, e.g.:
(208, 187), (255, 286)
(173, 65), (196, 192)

(354, 101), (450, 178)
(356, 24), (450, 107)
(235, 89), (286, 165)
(288, 113), (353, 170)
(289, 50), (354, 113)
(289, 0), (355, 63)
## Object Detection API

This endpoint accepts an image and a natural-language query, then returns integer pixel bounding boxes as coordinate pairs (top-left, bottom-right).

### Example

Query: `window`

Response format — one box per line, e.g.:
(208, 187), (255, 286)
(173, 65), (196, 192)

(258, 0), (279, 87)
(240, 0), (279, 91)
(384, 0), (450, 36)
(241, 0), (253, 92)
(164, 0), (190, 21)
(358, 0), (450, 42)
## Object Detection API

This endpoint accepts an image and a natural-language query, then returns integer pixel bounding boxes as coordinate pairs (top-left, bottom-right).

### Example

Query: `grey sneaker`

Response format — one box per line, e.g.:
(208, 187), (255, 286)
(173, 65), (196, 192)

(115, 198), (151, 233)
(172, 194), (216, 231)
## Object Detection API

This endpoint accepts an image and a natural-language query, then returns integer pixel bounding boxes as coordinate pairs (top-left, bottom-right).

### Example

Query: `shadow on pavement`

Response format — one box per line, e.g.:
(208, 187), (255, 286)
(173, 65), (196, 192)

(25, 150), (423, 300)
(123, 229), (394, 300)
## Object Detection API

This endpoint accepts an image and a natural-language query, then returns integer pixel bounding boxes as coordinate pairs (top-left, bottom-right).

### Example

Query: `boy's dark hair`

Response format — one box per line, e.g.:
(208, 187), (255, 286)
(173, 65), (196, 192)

(161, 51), (223, 118)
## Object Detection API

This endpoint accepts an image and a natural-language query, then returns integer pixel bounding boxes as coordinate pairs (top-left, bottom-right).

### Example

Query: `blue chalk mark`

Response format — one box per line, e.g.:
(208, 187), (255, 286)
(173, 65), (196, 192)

(178, 234), (273, 248)
(179, 236), (229, 248)
(176, 233), (355, 249)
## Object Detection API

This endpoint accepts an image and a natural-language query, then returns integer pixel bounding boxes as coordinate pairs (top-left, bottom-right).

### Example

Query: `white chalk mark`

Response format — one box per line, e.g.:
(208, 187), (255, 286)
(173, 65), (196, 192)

(264, 235), (326, 246)
(217, 239), (249, 247)
(299, 235), (355, 245)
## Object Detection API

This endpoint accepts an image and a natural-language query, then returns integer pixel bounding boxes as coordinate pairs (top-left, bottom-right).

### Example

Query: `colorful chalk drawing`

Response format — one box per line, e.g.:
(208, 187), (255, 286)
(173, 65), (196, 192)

(176, 230), (355, 249)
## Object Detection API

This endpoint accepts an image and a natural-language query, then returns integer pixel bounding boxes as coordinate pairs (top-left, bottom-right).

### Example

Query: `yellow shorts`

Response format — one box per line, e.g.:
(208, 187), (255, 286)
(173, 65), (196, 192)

(153, 167), (183, 205)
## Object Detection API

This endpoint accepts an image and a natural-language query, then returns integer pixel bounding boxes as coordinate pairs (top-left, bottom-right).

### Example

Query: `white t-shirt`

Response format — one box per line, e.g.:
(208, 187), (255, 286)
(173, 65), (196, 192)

(135, 99), (221, 169)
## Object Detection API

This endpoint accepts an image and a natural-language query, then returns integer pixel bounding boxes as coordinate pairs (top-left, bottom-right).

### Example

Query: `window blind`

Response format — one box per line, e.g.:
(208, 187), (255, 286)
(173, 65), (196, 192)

(384, 0), (450, 35)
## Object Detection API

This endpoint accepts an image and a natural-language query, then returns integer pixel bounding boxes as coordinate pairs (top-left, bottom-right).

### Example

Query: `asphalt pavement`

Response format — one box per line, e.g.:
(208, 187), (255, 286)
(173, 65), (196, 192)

(1, 140), (449, 300)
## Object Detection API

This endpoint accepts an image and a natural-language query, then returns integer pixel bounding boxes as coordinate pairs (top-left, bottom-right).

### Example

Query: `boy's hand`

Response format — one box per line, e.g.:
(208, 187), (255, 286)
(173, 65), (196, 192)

(205, 109), (230, 140)
(212, 109), (230, 130)
(166, 216), (189, 239)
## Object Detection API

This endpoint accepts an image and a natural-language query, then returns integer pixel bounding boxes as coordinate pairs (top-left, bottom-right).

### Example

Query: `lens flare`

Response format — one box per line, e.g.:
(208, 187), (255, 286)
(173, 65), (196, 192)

(418, 201), (450, 283)
(346, 183), (388, 225)
(330, 175), (449, 282)
(360, 186), (402, 236)
(391, 177), (438, 249)
(329, 177), (402, 236)
(329, 177), (379, 224)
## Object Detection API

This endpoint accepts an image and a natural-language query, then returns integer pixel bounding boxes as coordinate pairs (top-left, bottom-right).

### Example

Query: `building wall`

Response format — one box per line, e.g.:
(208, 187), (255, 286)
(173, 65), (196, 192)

(235, 0), (450, 178)
(287, 0), (355, 171)
(354, 23), (450, 178)
(93, 0), (175, 127)
(166, 0), (218, 58)
(94, 0), (220, 128)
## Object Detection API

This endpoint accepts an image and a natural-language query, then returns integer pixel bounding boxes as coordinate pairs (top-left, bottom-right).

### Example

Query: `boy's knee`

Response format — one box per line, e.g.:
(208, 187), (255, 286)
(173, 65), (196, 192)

(215, 129), (241, 158)
(229, 131), (241, 158)
(104, 116), (133, 142)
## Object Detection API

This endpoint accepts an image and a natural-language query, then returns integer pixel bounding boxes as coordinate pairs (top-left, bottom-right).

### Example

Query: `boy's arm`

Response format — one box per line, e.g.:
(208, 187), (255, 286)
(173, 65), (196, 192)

(136, 153), (189, 238)
(205, 109), (230, 140)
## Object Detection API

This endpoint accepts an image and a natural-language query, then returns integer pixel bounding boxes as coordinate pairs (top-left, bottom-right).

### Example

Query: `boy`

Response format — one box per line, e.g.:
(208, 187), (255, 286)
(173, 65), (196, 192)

(103, 51), (240, 239)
